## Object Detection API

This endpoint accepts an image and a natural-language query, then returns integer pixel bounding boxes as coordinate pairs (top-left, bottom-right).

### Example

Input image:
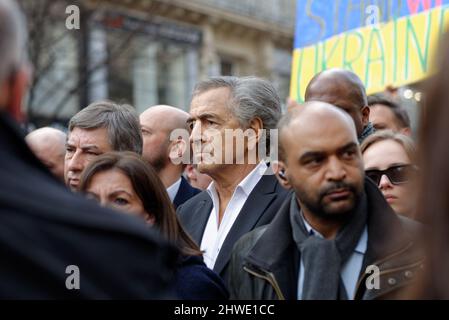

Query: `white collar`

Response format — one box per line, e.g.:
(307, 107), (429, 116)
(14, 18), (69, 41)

(166, 177), (182, 202)
(206, 161), (268, 199)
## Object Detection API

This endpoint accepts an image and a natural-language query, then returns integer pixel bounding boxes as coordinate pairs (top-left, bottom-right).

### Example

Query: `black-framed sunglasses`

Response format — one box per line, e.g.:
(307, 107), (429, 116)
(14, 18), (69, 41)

(365, 164), (418, 186)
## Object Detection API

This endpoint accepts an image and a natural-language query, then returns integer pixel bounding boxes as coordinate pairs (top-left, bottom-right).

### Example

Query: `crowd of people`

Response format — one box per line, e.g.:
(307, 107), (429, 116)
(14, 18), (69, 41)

(1, 0), (449, 299)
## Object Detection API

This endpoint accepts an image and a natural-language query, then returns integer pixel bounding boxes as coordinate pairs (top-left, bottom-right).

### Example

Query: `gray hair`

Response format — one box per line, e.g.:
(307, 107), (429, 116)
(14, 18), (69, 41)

(0, 0), (27, 83)
(192, 76), (281, 155)
(68, 100), (143, 155)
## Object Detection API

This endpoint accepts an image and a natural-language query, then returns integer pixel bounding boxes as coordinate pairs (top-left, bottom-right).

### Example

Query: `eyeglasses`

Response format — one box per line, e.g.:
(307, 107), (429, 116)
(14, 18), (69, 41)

(365, 164), (418, 186)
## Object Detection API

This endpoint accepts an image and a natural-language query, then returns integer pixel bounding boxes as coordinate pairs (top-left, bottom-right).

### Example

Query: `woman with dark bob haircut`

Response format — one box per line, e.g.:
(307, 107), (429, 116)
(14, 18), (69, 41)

(79, 151), (228, 299)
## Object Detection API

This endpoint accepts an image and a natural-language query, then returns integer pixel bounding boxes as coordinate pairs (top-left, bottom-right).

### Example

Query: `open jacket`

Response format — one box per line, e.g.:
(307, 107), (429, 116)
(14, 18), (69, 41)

(177, 171), (290, 285)
(228, 179), (425, 300)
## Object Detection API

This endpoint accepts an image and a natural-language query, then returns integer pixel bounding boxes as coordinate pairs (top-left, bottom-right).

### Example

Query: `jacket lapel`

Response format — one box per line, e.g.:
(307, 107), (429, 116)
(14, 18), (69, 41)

(187, 196), (213, 245)
(173, 177), (188, 208)
(213, 174), (280, 275)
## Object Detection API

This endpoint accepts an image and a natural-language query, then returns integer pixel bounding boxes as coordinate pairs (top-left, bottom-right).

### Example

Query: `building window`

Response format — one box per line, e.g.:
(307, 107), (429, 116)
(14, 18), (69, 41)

(102, 15), (200, 112)
(220, 58), (234, 76)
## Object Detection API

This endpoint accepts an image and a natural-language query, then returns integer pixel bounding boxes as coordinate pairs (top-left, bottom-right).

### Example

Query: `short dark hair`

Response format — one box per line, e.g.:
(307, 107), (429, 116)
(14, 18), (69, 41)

(78, 151), (201, 256)
(68, 100), (143, 155)
(367, 94), (411, 128)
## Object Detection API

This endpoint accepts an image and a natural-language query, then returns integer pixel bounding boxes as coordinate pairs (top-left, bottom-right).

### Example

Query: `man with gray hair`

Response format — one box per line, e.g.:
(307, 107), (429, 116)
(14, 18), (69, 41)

(26, 127), (66, 181)
(0, 0), (176, 298)
(177, 76), (289, 285)
(65, 100), (143, 190)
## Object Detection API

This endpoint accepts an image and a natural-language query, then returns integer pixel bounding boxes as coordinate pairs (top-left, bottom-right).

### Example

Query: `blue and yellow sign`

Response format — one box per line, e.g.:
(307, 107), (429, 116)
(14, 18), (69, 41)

(291, 0), (449, 101)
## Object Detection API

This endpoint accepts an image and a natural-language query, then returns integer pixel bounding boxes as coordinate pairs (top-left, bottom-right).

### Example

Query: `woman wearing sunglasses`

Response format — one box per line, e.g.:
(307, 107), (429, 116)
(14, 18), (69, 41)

(361, 130), (418, 219)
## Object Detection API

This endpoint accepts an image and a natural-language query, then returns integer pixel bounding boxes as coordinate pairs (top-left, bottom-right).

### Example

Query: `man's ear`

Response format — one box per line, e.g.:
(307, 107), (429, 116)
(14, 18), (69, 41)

(287, 97), (303, 112)
(145, 213), (156, 226)
(400, 127), (412, 137)
(272, 160), (291, 190)
(2, 67), (30, 122)
(361, 105), (370, 127)
(185, 164), (196, 180)
(168, 137), (187, 165)
(247, 117), (264, 151)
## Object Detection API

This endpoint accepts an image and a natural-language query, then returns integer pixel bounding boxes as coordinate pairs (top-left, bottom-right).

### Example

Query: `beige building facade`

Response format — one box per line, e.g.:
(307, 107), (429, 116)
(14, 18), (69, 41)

(23, 0), (295, 126)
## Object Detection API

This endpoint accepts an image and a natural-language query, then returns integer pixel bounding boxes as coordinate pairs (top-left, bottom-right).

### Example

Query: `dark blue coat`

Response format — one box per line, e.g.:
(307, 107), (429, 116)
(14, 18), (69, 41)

(174, 255), (229, 300)
(173, 176), (201, 209)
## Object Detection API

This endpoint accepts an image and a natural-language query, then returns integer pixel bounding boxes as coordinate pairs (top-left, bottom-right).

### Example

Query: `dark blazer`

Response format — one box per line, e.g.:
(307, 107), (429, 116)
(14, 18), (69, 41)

(175, 255), (229, 300)
(173, 176), (201, 209)
(0, 112), (178, 299)
(177, 171), (290, 284)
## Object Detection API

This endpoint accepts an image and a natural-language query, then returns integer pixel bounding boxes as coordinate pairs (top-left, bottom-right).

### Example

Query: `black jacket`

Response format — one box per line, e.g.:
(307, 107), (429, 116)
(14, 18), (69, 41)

(177, 172), (290, 285)
(228, 179), (425, 300)
(173, 177), (201, 209)
(0, 112), (178, 299)
(175, 255), (229, 300)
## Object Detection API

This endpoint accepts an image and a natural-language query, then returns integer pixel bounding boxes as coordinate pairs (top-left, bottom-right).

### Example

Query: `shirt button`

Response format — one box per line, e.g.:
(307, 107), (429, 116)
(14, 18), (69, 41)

(404, 271), (413, 279)
(388, 278), (397, 286)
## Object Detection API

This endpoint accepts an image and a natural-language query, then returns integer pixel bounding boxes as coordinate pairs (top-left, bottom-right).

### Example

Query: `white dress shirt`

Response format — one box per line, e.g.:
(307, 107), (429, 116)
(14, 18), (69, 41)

(200, 161), (268, 269)
(297, 217), (368, 300)
(166, 178), (182, 202)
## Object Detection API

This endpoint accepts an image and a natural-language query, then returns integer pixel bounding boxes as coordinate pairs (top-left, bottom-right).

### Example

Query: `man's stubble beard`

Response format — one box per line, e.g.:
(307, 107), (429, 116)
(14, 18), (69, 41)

(296, 181), (363, 222)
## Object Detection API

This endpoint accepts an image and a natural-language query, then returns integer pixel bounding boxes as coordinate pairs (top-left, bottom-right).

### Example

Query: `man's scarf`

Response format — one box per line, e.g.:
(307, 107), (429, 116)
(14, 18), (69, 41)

(290, 192), (367, 300)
